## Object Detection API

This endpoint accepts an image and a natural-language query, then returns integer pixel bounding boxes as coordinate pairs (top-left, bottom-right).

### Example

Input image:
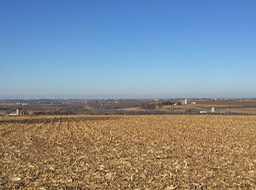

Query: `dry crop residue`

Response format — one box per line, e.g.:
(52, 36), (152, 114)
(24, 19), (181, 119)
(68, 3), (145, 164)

(1, 115), (256, 189)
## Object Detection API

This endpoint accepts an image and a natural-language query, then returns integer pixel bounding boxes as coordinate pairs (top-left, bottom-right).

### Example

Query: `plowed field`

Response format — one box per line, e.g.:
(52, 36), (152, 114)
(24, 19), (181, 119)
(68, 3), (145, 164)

(1, 115), (256, 189)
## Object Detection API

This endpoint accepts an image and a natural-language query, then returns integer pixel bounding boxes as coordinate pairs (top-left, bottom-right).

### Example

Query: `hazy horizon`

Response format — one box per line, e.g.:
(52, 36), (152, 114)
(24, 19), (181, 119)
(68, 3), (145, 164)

(1, 1), (256, 99)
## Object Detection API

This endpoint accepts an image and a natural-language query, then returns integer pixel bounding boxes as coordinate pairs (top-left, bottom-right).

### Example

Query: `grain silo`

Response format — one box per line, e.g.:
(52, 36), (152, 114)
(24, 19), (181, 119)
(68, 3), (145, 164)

(16, 109), (20, 116)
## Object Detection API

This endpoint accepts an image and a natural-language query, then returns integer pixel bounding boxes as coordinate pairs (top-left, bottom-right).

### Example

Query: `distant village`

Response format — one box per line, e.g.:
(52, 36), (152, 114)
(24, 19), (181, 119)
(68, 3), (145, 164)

(1, 98), (256, 116)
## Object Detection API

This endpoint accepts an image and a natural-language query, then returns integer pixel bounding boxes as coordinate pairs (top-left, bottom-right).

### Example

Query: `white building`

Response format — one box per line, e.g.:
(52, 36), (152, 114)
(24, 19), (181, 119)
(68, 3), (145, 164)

(9, 109), (20, 116)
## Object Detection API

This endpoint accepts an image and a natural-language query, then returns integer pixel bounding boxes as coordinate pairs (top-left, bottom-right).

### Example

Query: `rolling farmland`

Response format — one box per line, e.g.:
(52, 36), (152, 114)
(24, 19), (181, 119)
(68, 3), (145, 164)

(1, 115), (256, 189)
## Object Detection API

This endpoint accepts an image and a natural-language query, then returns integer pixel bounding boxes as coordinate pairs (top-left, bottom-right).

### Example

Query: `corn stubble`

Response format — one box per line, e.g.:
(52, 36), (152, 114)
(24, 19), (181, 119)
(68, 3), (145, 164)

(1, 115), (256, 189)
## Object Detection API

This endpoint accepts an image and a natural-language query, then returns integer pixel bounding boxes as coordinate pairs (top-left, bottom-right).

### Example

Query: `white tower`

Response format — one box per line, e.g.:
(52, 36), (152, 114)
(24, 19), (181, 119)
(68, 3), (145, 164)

(16, 109), (20, 116)
(184, 99), (187, 105)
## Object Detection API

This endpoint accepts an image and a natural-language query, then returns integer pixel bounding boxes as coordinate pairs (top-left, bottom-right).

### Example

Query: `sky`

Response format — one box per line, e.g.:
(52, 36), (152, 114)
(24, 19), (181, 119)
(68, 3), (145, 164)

(0, 0), (256, 99)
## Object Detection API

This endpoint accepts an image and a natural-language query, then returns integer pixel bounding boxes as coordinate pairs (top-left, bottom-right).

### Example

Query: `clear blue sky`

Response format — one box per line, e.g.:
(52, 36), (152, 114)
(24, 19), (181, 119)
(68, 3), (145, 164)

(1, 0), (256, 99)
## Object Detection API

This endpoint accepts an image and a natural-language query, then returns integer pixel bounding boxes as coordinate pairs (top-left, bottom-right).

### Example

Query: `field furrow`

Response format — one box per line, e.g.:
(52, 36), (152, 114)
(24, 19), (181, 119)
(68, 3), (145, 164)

(1, 115), (256, 189)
